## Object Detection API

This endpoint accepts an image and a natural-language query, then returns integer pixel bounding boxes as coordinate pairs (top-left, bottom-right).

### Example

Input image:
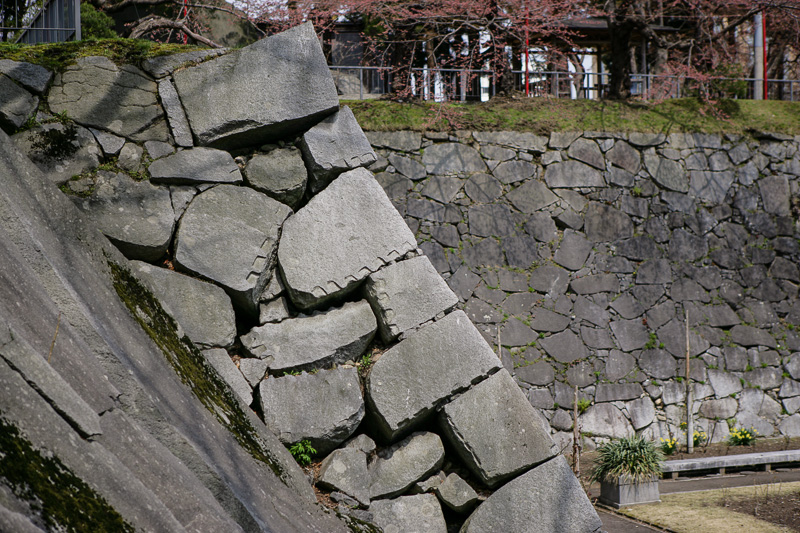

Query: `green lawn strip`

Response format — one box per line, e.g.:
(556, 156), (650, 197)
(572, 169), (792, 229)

(346, 98), (800, 136)
(618, 482), (800, 533)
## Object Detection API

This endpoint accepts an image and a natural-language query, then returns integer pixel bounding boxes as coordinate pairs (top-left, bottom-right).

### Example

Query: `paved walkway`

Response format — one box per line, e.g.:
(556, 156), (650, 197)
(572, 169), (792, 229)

(593, 467), (800, 532)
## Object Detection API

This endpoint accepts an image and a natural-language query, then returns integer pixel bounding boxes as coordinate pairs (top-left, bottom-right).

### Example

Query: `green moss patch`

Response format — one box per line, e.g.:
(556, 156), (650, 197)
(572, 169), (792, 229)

(0, 413), (134, 532)
(0, 38), (206, 72)
(108, 261), (287, 482)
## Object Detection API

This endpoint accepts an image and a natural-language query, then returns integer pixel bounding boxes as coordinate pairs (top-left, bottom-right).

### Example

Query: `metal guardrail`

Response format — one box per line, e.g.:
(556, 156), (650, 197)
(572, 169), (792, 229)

(332, 65), (800, 103)
(1, 0), (80, 44)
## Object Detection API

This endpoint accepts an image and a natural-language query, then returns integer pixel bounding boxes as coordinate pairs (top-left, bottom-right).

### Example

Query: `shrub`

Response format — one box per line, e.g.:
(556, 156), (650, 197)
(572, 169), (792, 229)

(590, 436), (664, 484)
(728, 427), (757, 446)
(288, 439), (316, 466)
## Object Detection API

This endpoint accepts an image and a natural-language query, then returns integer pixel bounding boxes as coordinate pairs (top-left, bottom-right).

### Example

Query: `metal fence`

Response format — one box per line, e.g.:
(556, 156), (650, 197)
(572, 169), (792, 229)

(331, 65), (800, 103)
(1, 0), (81, 44)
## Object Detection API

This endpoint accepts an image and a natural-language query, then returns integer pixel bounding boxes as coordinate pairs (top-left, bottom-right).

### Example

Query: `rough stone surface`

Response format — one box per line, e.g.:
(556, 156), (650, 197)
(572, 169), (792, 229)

(389, 153), (427, 180)
(49, 56), (167, 141)
(434, 473), (479, 513)
(318, 448), (370, 506)
(278, 168), (417, 310)
(365, 256), (459, 342)
(149, 147), (242, 185)
(244, 147), (307, 208)
(581, 404), (634, 439)
(367, 311), (501, 441)
(0, 75), (38, 132)
(584, 203), (632, 242)
(0, 127), (346, 531)
(131, 261), (236, 348)
(173, 23), (338, 148)
(12, 123), (101, 184)
(544, 160), (605, 188)
(157, 79), (193, 147)
(369, 431), (445, 499)
(174, 184), (291, 315)
(0, 60), (53, 94)
(461, 456), (602, 533)
(71, 171), (174, 261)
(370, 494), (447, 533)
(258, 366), (364, 454)
(507, 180), (558, 214)
(300, 106), (376, 193)
(202, 348), (253, 406)
(439, 370), (557, 487)
(242, 300), (376, 372)
(422, 176), (463, 203)
(423, 143), (487, 174)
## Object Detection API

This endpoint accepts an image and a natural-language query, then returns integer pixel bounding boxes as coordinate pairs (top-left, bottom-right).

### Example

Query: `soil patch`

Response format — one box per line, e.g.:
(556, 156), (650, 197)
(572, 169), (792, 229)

(723, 486), (800, 532)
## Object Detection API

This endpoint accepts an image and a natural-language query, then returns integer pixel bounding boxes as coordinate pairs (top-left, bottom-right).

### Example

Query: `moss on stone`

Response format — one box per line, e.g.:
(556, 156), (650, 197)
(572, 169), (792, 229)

(108, 261), (287, 482)
(0, 413), (134, 532)
(0, 39), (206, 72)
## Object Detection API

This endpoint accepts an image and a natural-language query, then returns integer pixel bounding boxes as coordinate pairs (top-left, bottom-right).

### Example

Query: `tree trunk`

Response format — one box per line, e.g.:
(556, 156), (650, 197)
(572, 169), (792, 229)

(608, 18), (635, 99)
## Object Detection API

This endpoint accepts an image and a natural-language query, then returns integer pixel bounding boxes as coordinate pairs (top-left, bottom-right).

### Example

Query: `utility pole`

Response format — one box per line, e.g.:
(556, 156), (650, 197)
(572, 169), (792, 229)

(754, 12), (765, 100)
(685, 308), (693, 454)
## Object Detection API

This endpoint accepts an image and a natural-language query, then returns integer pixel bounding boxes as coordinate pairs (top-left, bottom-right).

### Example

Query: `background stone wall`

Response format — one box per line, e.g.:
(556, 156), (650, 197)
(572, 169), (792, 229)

(366, 129), (800, 449)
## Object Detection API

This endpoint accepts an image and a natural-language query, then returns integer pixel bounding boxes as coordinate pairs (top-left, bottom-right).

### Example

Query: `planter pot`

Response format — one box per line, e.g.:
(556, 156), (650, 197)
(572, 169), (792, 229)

(599, 475), (660, 508)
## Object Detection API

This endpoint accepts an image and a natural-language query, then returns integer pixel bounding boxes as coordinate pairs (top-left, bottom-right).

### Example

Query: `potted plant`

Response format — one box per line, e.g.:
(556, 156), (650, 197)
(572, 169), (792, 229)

(590, 435), (663, 508)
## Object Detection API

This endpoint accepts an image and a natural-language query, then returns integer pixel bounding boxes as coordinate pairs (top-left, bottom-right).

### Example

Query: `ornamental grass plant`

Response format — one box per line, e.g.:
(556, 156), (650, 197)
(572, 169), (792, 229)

(590, 436), (664, 484)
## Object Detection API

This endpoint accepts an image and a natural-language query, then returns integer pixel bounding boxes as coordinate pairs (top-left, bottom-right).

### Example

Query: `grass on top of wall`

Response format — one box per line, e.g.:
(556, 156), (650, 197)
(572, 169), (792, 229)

(345, 97), (800, 136)
(0, 38), (206, 72)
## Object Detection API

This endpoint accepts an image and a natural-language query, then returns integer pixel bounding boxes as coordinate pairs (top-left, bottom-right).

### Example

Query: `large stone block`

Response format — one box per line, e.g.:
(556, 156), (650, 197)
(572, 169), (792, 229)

(367, 311), (501, 441)
(461, 455), (602, 533)
(544, 160), (604, 188)
(318, 448), (370, 506)
(369, 431), (445, 499)
(172, 23), (338, 148)
(71, 171), (174, 261)
(0, 75), (38, 133)
(258, 367), (364, 454)
(300, 106), (376, 193)
(130, 261), (236, 348)
(244, 147), (308, 208)
(174, 184), (292, 315)
(13, 123), (101, 184)
(48, 56), (167, 141)
(241, 300), (376, 372)
(148, 147), (242, 185)
(278, 168), (417, 310)
(365, 256), (458, 343)
(422, 143), (486, 174)
(439, 369), (557, 487)
(0, 59), (53, 94)
(370, 494), (447, 533)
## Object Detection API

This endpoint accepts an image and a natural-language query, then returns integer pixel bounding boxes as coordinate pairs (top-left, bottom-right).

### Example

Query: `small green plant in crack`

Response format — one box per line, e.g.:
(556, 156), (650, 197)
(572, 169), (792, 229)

(288, 439), (316, 466)
(644, 332), (659, 350)
(577, 397), (591, 415)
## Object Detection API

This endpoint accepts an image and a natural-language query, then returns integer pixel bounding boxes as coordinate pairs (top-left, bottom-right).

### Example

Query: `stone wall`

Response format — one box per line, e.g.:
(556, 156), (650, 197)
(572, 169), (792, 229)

(0, 24), (602, 533)
(366, 129), (800, 449)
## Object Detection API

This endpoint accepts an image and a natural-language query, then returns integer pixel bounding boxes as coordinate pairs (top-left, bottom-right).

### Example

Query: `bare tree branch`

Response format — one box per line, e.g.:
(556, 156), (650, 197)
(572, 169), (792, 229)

(128, 14), (222, 47)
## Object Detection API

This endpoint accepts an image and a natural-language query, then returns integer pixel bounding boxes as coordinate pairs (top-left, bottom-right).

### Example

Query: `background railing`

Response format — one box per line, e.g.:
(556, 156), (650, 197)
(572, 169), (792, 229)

(1, 0), (81, 44)
(331, 66), (800, 103)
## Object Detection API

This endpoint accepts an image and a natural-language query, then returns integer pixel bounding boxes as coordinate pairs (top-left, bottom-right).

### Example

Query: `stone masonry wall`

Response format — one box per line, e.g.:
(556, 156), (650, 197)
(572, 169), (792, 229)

(366, 129), (800, 449)
(0, 25), (604, 533)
